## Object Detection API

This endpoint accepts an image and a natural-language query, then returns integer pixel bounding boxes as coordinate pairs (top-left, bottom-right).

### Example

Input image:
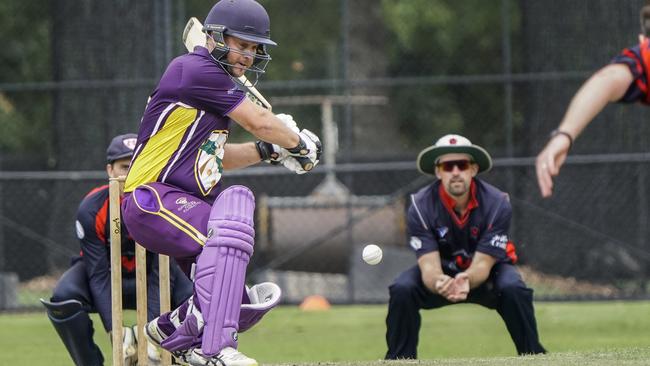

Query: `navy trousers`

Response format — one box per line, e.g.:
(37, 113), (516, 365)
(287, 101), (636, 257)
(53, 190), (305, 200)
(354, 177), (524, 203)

(385, 262), (546, 359)
(51, 257), (193, 332)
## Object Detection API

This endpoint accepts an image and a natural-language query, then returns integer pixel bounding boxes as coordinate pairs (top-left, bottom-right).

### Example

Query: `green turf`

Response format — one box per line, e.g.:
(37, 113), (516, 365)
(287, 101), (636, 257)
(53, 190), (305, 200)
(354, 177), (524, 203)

(2, 301), (649, 365)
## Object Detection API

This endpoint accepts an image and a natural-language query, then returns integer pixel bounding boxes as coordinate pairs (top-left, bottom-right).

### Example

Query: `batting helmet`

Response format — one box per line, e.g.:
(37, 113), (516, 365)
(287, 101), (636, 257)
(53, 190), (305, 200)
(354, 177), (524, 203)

(203, 0), (275, 77)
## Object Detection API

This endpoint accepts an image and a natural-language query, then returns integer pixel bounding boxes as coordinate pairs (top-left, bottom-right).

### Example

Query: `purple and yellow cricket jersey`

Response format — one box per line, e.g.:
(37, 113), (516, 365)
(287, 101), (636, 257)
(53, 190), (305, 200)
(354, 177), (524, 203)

(124, 47), (246, 203)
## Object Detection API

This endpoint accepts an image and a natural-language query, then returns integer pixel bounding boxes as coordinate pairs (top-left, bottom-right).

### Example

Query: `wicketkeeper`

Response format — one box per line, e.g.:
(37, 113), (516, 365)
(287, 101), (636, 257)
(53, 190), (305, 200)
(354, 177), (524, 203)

(41, 134), (194, 366)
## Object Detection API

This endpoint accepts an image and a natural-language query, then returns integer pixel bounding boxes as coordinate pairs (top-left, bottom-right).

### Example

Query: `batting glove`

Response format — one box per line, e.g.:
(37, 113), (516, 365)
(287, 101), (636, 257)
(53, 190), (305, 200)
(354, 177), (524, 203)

(275, 113), (300, 133)
(284, 129), (322, 173)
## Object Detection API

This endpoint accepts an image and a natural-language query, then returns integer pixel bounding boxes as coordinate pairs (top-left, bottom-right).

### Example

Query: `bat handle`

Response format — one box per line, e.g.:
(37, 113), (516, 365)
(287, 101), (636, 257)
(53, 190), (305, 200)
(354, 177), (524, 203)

(293, 156), (314, 171)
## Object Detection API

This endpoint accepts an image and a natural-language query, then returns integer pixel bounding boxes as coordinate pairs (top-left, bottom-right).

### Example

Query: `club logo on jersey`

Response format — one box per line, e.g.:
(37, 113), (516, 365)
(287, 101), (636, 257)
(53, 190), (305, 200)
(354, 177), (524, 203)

(175, 197), (188, 205)
(452, 249), (472, 270)
(75, 220), (85, 239)
(409, 236), (422, 250)
(470, 226), (479, 239)
(490, 234), (508, 250)
(436, 226), (449, 239)
(195, 130), (228, 196)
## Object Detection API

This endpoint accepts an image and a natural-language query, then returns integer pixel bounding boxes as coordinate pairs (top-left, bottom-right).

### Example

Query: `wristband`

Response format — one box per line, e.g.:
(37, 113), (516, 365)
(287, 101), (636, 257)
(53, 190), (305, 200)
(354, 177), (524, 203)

(287, 136), (308, 156)
(549, 129), (573, 150)
(255, 140), (272, 161)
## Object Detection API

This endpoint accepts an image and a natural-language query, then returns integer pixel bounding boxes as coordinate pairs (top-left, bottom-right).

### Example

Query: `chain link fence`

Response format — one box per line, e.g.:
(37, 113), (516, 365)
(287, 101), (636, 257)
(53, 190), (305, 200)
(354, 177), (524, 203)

(1, 0), (650, 310)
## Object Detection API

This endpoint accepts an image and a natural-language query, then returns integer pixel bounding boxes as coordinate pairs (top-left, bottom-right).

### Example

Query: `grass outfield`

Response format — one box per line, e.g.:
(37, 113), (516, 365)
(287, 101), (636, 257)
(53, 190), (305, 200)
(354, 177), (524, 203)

(2, 301), (649, 365)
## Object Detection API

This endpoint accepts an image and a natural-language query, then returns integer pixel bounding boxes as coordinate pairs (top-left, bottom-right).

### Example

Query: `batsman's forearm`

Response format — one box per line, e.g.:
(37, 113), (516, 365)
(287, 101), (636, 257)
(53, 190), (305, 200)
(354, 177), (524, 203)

(230, 99), (300, 148)
(249, 114), (300, 148)
(223, 143), (264, 170)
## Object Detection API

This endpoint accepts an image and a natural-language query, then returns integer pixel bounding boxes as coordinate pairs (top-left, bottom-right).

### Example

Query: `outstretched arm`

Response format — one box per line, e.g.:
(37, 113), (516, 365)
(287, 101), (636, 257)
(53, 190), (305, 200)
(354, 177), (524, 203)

(536, 63), (634, 198)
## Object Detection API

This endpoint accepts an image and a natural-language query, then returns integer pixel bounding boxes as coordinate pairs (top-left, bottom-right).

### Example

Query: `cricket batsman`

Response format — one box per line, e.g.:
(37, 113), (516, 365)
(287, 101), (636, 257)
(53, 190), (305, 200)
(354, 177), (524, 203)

(120, 0), (322, 365)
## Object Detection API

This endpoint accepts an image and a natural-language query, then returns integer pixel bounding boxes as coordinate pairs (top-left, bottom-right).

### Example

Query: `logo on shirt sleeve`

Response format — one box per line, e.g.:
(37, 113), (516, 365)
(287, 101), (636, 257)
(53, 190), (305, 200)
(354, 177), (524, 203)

(489, 234), (508, 250)
(75, 220), (85, 239)
(409, 236), (422, 250)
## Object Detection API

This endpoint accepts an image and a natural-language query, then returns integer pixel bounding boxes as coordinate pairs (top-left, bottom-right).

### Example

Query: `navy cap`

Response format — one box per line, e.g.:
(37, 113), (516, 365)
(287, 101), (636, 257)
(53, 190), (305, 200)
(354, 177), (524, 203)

(106, 133), (138, 163)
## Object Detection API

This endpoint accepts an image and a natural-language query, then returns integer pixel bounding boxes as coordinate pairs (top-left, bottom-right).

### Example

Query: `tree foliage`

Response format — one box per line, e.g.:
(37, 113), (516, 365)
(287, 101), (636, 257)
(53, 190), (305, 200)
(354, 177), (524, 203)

(0, 1), (51, 157)
(381, 0), (520, 150)
(0, 0), (521, 159)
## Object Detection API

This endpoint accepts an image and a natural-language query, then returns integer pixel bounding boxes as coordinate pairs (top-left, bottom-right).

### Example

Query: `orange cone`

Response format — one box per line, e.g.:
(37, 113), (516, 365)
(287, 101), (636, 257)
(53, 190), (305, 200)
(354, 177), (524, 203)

(299, 295), (331, 311)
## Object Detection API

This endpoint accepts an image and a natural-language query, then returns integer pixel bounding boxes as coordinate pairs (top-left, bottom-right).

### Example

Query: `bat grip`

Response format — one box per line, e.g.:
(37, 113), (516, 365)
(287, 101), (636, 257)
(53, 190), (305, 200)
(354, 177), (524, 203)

(286, 138), (315, 171)
(293, 156), (314, 171)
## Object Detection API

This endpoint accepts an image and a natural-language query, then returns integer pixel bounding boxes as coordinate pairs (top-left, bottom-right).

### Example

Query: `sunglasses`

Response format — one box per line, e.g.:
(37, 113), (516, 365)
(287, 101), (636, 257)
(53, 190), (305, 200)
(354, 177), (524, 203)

(436, 159), (473, 172)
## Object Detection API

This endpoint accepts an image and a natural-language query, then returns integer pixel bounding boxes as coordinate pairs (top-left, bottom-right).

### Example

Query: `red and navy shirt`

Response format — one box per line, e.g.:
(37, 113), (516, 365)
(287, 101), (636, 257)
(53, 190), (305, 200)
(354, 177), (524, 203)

(75, 184), (156, 331)
(406, 179), (517, 274)
(75, 184), (139, 278)
(611, 38), (650, 104)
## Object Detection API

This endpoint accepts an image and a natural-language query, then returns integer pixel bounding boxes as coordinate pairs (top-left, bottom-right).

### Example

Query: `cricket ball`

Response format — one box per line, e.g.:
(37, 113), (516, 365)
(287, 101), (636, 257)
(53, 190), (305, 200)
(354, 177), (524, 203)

(362, 244), (383, 265)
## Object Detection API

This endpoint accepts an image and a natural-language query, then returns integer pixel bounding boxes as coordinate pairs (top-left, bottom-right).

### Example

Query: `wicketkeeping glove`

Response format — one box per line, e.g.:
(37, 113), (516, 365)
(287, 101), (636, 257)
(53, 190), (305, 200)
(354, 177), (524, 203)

(119, 326), (137, 366)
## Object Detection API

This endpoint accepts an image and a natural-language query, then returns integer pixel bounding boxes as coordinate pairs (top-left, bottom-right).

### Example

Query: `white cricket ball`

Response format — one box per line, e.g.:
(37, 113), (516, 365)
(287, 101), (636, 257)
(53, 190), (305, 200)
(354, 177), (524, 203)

(362, 244), (383, 265)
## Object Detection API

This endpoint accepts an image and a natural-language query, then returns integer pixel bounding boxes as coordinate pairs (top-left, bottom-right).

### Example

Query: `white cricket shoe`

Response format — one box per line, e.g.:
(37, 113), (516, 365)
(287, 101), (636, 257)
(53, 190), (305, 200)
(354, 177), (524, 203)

(185, 347), (258, 366)
(143, 320), (190, 365)
(144, 317), (167, 346)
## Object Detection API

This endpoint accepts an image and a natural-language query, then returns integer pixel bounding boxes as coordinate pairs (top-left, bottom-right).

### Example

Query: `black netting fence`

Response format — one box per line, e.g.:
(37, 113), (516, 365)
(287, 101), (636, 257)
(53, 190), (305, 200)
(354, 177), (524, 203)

(1, 0), (650, 309)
